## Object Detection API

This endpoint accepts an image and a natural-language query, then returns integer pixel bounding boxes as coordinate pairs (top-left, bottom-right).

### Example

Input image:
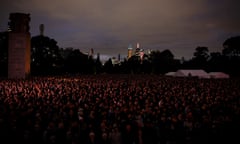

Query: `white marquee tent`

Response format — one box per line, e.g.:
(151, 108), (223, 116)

(174, 69), (210, 78)
(165, 72), (176, 76)
(208, 72), (230, 79)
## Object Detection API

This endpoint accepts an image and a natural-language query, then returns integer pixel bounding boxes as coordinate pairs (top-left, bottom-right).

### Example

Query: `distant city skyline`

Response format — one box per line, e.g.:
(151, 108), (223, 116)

(1, 0), (240, 61)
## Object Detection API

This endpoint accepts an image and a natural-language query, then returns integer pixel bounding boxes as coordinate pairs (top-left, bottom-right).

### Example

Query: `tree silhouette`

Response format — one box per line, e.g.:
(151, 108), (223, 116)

(140, 54), (151, 74)
(119, 58), (130, 73)
(127, 55), (141, 74)
(149, 50), (162, 73)
(222, 36), (240, 76)
(207, 52), (223, 72)
(94, 53), (103, 74)
(64, 49), (80, 73)
(193, 46), (209, 60)
(223, 36), (240, 56)
(190, 46), (209, 69)
(149, 49), (177, 74)
(31, 35), (63, 75)
(103, 58), (114, 73)
(59, 47), (100, 74)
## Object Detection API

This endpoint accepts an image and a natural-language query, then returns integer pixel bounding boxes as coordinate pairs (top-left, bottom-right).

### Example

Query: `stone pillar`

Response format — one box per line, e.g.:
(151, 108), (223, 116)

(8, 13), (31, 79)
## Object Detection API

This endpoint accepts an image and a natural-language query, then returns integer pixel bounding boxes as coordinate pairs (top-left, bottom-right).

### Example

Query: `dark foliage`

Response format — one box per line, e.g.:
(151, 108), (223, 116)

(31, 35), (63, 75)
(1, 32), (240, 77)
(223, 36), (240, 56)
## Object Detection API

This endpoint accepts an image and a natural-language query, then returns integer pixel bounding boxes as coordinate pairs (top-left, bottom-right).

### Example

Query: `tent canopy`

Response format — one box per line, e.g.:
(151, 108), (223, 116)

(165, 72), (175, 76)
(208, 72), (230, 79)
(174, 69), (210, 78)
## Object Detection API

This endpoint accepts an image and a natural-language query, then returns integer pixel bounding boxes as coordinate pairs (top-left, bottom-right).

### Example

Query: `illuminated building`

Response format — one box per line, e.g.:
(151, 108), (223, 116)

(8, 13), (31, 79)
(139, 48), (144, 60)
(147, 49), (152, 55)
(135, 42), (140, 56)
(127, 44), (133, 59)
(127, 42), (149, 61)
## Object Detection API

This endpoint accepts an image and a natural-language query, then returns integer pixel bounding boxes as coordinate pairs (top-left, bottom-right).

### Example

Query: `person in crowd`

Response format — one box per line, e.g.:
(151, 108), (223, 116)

(0, 75), (239, 144)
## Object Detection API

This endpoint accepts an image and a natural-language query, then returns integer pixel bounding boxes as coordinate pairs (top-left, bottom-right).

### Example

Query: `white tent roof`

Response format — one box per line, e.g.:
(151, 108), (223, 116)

(175, 69), (210, 78)
(165, 72), (175, 76)
(208, 72), (230, 79)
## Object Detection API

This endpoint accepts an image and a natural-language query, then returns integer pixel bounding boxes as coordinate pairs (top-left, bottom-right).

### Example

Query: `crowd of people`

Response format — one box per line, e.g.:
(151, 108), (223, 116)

(0, 74), (240, 144)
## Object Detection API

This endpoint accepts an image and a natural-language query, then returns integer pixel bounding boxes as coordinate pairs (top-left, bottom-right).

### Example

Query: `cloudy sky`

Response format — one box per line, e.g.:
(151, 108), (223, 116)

(1, 0), (240, 60)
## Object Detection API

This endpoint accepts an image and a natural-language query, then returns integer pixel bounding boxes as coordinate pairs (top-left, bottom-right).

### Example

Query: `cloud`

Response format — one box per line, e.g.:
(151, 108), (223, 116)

(1, 0), (240, 59)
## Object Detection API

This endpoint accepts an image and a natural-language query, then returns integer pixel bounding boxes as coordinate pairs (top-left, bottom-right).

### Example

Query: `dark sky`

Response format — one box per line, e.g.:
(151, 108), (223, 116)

(1, 0), (240, 61)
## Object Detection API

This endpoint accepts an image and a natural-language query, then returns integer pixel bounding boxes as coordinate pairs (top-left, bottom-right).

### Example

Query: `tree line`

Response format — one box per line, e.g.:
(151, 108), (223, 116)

(0, 33), (240, 77)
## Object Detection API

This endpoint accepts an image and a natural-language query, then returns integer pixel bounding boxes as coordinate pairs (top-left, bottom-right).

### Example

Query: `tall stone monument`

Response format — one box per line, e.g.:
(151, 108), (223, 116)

(8, 13), (31, 79)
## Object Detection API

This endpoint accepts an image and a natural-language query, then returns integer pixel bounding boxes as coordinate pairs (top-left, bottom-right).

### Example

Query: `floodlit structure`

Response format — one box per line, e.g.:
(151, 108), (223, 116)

(8, 13), (31, 79)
